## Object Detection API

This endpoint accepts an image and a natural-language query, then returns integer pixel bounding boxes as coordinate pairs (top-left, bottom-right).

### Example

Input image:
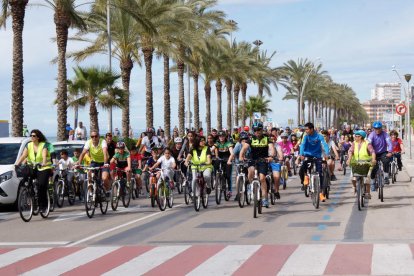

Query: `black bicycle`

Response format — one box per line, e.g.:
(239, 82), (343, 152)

(214, 158), (230, 205)
(80, 166), (109, 218)
(55, 165), (76, 208)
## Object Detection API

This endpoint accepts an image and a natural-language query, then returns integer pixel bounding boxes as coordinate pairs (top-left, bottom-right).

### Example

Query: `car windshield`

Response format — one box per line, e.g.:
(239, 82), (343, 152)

(0, 143), (21, 165)
(53, 144), (84, 158)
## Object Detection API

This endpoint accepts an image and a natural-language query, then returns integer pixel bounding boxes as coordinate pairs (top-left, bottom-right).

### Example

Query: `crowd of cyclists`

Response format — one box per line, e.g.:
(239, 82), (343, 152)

(14, 119), (406, 220)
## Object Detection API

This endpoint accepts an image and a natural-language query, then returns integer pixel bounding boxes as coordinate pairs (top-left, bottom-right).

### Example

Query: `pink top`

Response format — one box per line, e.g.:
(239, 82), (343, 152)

(278, 141), (293, 156)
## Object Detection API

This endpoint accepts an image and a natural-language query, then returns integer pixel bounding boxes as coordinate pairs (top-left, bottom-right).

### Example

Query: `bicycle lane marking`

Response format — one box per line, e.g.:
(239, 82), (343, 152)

(65, 204), (184, 247)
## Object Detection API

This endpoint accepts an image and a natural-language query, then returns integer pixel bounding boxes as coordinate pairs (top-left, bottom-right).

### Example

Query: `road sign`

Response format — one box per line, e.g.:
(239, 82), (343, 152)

(267, 117), (272, 122)
(396, 104), (407, 116)
(253, 112), (261, 120)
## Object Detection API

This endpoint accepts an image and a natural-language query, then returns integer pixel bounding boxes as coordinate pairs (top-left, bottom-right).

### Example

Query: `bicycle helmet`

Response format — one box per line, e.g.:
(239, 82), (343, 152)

(243, 125), (250, 132)
(252, 121), (263, 131)
(372, 121), (382, 129)
(239, 131), (249, 141)
(174, 137), (183, 144)
(280, 132), (289, 138)
(218, 130), (226, 136)
(146, 127), (155, 134)
(354, 130), (366, 138)
(116, 141), (126, 148)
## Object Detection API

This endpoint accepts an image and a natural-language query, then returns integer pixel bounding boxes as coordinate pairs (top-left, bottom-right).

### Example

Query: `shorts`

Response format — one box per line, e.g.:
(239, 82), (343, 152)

(269, 162), (281, 172)
(249, 161), (268, 175)
(90, 161), (110, 173)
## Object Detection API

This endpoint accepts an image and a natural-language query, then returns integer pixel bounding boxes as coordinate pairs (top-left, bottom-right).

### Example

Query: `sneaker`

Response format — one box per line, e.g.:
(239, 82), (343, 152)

(384, 177), (390, 185)
(330, 174), (337, 181)
(398, 167), (402, 171)
(364, 193), (371, 199)
(275, 191), (280, 199)
(227, 191), (232, 199)
(288, 171), (292, 177)
(169, 182), (175, 189)
(261, 198), (269, 208)
(301, 184), (305, 191)
(319, 193), (326, 202)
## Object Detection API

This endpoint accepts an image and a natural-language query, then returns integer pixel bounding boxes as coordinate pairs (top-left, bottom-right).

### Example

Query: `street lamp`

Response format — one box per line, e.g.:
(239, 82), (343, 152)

(253, 39), (263, 47)
(392, 66), (408, 140)
(107, 0), (113, 133)
(228, 20), (238, 131)
(405, 73), (412, 159)
(299, 58), (320, 125)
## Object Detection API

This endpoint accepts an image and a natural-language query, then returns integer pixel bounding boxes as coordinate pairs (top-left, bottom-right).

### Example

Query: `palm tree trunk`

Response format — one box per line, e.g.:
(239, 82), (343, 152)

(121, 57), (133, 138)
(216, 79), (223, 130)
(89, 97), (99, 134)
(193, 72), (200, 131)
(241, 82), (247, 126)
(297, 99), (300, 126)
(328, 104), (332, 128)
(258, 83), (263, 98)
(325, 102), (328, 129)
(205, 81), (211, 134)
(10, 0), (28, 137)
(307, 100), (311, 123)
(177, 55), (185, 136)
(163, 54), (171, 139)
(234, 83), (240, 127)
(142, 46), (154, 129)
(225, 79), (232, 130)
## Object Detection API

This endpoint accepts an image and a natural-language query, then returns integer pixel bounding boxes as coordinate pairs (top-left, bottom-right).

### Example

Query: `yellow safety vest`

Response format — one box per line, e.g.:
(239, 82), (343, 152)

(27, 142), (52, 171)
(88, 138), (105, 163)
(351, 140), (371, 162)
(251, 136), (269, 147)
(191, 146), (213, 171)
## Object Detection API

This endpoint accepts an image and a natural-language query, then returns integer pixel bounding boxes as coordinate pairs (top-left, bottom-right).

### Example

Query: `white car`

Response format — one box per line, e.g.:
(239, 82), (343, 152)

(0, 137), (31, 205)
(52, 140), (85, 157)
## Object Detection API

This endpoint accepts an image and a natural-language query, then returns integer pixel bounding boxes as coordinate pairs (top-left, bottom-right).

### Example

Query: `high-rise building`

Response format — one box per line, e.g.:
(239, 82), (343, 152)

(362, 99), (399, 125)
(370, 83), (401, 102)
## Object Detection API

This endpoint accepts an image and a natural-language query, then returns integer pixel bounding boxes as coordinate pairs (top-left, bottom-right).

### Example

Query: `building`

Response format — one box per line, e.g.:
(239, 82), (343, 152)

(362, 99), (400, 126)
(370, 83), (401, 102)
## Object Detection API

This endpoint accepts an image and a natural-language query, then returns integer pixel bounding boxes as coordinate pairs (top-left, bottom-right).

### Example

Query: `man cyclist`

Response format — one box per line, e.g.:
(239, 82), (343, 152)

(77, 130), (111, 199)
(232, 131), (251, 201)
(299, 122), (330, 202)
(367, 121), (392, 188)
(240, 121), (274, 207)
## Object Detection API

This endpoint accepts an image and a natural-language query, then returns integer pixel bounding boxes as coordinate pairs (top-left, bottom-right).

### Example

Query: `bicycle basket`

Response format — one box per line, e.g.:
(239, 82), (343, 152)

(15, 164), (30, 178)
(350, 161), (371, 176)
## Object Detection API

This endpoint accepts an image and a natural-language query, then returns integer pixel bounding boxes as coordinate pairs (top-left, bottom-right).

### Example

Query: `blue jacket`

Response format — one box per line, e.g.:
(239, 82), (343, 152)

(300, 131), (329, 158)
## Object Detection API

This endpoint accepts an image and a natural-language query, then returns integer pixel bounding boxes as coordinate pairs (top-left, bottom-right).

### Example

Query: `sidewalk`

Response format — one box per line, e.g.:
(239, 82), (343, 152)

(401, 138), (414, 182)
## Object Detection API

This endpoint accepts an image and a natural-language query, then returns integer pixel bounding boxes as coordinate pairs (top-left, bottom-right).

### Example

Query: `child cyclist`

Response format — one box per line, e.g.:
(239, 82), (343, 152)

(110, 141), (132, 187)
(150, 148), (176, 188)
(130, 145), (143, 193)
(390, 130), (404, 171)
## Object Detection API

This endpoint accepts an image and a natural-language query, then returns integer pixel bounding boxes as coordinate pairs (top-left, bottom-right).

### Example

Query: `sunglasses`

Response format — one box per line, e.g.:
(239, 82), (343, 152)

(31, 134), (37, 138)
(91, 135), (98, 138)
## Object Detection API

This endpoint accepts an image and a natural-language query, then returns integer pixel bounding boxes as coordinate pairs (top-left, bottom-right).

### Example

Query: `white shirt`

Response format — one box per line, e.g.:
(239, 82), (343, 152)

(58, 157), (75, 170)
(83, 139), (108, 150)
(75, 126), (87, 140)
(142, 136), (162, 153)
(157, 155), (176, 170)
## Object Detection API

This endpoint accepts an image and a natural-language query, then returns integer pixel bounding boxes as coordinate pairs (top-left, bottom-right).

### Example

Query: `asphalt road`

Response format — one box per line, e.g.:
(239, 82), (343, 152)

(1, 168), (413, 248)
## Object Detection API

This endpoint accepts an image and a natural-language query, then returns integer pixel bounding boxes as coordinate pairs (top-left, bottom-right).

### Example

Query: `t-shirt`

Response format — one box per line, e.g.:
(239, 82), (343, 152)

(215, 141), (233, 159)
(84, 139), (108, 150)
(391, 138), (403, 152)
(278, 141), (293, 156)
(146, 157), (157, 168)
(113, 151), (130, 161)
(58, 157), (75, 170)
(157, 155), (176, 170)
(233, 142), (251, 163)
(141, 136), (162, 153)
(130, 153), (142, 168)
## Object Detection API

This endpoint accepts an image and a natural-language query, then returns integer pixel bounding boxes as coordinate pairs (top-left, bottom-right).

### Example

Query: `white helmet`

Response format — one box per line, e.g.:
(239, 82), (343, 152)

(174, 137), (183, 144)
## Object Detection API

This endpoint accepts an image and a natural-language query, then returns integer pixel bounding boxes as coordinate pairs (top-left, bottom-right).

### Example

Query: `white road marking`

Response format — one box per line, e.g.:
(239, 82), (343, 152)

(53, 212), (85, 222)
(372, 244), (414, 275)
(103, 245), (189, 275)
(66, 204), (184, 246)
(0, 248), (49, 267)
(187, 245), (260, 276)
(22, 247), (119, 276)
(0, 241), (69, 246)
(278, 244), (335, 275)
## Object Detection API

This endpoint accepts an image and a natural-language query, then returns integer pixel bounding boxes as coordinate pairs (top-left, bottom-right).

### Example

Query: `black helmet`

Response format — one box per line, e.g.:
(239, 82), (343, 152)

(252, 121), (263, 131)
(218, 130), (226, 136)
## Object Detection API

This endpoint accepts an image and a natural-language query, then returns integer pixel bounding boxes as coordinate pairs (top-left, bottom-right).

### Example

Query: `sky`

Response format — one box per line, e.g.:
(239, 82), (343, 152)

(1, 0), (414, 137)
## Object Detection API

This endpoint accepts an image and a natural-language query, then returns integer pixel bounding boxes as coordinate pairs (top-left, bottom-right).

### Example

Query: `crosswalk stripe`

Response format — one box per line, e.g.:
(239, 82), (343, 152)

(143, 245), (226, 276)
(0, 248), (49, 268)
(0, 248), (15, 255)
(278, 244), (335, 275)
(103, 245), (190, 275)
(233, 245), (298, 276)
(324, 244), (373, 275)
(22, 247), (119, 276)
(187, 245), (261, 276)
(372, 244), (414, 275)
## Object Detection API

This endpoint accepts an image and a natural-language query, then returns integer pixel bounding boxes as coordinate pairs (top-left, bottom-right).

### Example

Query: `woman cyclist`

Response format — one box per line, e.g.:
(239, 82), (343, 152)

(214, 130), (234, 198)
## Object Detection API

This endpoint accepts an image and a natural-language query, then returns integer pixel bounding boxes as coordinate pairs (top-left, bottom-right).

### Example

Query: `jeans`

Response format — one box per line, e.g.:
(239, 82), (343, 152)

(299, 158), (324, 191)
(370, 152), (390, 179)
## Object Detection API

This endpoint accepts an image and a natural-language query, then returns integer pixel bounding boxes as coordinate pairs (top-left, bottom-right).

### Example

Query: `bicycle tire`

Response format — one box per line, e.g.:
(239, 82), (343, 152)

(253, 182), (258, 218)
(313, 176), (320, 209)
(145, 173), (150, 193)
(111, 182), (120, 211)
(237, 177), (245, 208)
(56, 180), (65, 208)
(100, 196), (108, 214)
(68, 182), (76, 206)
(157, 183), (167, 211)
(324, 174), (330, 199)
(378, 171), (384, 202)
(131, 178), (137, 199)
(85, 184), (95, 218)
(258, 186), (262, 214)
(40, 190), (50, 219)
(343, 161), (346, 175)
(194, 183), (201, 211)
(357, 178), (362, 211)
(184, 182), (190, 205)
(122, 182), (131, 208)
(304, 183), (310, 197)
(167, 185), (174, 208)
(202, 185), (209, 209)
(18, 186), (33, 222)
(49, 185), (55, 212)
(245, 182), (252, 205)
(223, 177), (230, 201)
(150, 184), (156, 208)
(215, 174), (222, 205)
(177, 173), (183, 194)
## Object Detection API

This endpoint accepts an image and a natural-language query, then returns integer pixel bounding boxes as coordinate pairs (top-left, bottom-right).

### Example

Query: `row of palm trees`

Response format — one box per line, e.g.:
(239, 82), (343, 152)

(1, 0), (366, 140)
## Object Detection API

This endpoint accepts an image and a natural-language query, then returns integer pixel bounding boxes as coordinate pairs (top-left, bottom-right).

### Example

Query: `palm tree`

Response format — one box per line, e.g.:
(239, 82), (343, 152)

(240, 95), (272, 127)
(69, 66), (121, 134)
(41, 0), (86, 141)
(1, 0), (28, 137)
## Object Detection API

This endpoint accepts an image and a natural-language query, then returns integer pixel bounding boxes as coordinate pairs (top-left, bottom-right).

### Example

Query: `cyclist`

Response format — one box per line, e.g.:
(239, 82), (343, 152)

(231, 127), (240, 143)
(77, 130), (111, 198)
(185, 136), (213, 194)
(321, 130), (340, 181)
(110, 141), (132, 186)
(269, 136), (284, 199)
(15, 129), (53, 212)
(346, 130), (376, 198)
(211, 129), (219, 143)
(150, 148), (176, 188)
(338, 135), (351, 171)
(278, 132), (294, 176)
(130, 145), (143, 193)
(142, 146), (161, 186)
(240, 121), (274, 207)
(54, 150), (75, 192)
(140, 128), (162, 158)
(299, 122), (330, 202)
(367, 121), (392, 188)
(214, 130), (234, 198)
(231, 131), (251, 201)
(390, 130), (404, 171)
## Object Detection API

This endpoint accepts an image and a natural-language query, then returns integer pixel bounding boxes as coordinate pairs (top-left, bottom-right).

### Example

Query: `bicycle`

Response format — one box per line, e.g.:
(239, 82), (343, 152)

(251, 159), (267, 218)
(351, 161), (371, 211)
(303, 157), (321, 209)
(374, 159), (385, 202)
(214, 158), (230, 205)
(389, 153), (399, 184)
(183, 167), (192, 205)
(236, 161), (251, 208)
(341, 153), (348, 175)
(148, 168), (160, 208)
(189, 162), (209, 212)
(174, 161), (185, 194)
(73, 169), (85, 201)
(55, 165), (76, 208)
(322, 160), (331, 199)
(80, 166), (109, 218)
(291, 152), (298, 175)
(280, 155), (292, 190)
(265, 165), (275, 205)
(156, 169), (174, 211)
(16, 163), (51, 222)
(111, 168), (131, 211)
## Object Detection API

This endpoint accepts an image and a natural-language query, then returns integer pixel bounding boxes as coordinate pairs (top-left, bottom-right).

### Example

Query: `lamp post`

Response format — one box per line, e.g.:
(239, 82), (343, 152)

(392, 67), (406, 138)
(229, 20), (237, 131)
(405, 74), (412, 159)
(300, 58), (320, 124)
(107, 0), (113, 133)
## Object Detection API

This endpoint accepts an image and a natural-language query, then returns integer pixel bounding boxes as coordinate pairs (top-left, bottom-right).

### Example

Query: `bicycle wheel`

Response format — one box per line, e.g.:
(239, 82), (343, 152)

(391, 164), (396, 184)
(122, 181), (131, 208)
(111, 182), (120, 211)
(131, 178), (137, 199)
(18, 186), (33, 222)
(215, 175), (222, 205)
(245, 182), (252, 205)
(312, 177), (320, 209)
(184, 181), (191, 205)
(49, 185), (55, 212)
(237, 177), (245, 208)
(100, 192), (109, 215)
(176, 173), (183, 194)
(68, 182), (76, 206)
(253, 182), (258, 218)
(202, 185), (209, 209)
(324, 174), (330, 199)
(150, 184), (156, 208)
(40, 190), (50, 219)
(343, 161), (346, 175)
(293, 160), (297, 175)
(258, 186), (262, 214)
(357, 178), (362, 211)
(157, 183), (167, 211)
(56, 180), (65, 208)
(167, 184), (174, 208)
(223, 177), (230, 201)
(304, 183), (310, 197)
(85, 184), (95, 218)
(378, 178), (384, 202)
(194, 184), (201, 212)
(144, 173), (150, 193)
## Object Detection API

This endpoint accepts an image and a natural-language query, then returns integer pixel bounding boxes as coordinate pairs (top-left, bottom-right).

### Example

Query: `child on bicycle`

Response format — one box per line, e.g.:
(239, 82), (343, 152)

(54, 150), (75, 192)
(150, 148), (176, 188)
(110, 142), (132, 186)
(130, 145), (143, 192)
(390, 130), (404, 171)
